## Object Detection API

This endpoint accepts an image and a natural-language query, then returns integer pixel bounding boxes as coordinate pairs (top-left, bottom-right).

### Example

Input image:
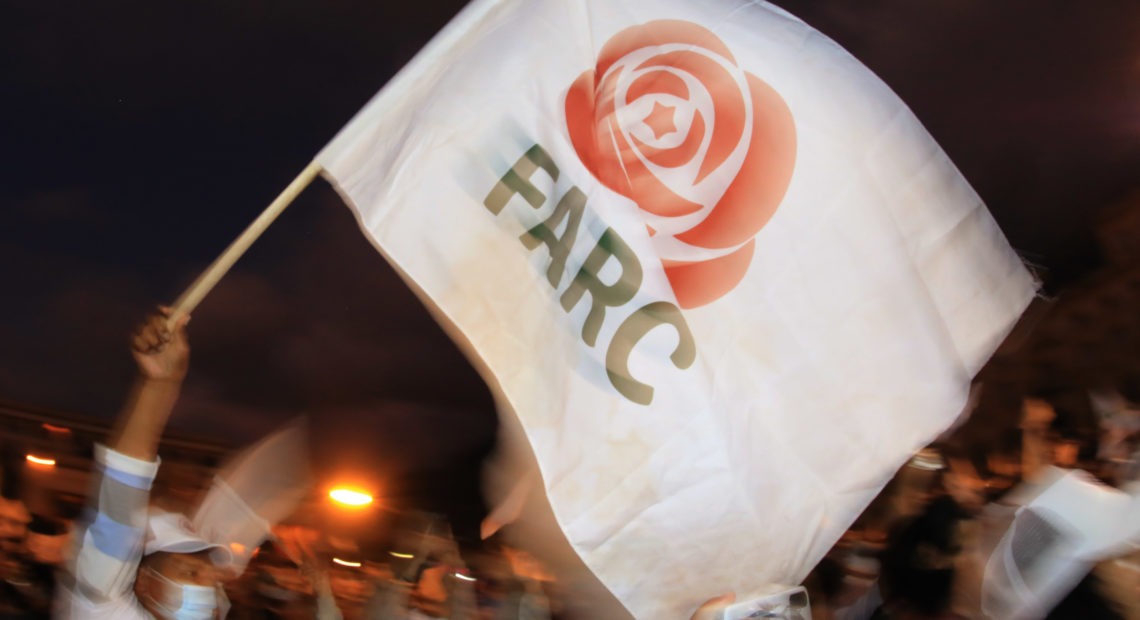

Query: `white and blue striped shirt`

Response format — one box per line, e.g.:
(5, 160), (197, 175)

(54, 444), (158, 619)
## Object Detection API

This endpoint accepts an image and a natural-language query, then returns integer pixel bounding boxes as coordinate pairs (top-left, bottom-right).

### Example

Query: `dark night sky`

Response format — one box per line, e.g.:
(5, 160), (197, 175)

(2, 0), (1139, 523)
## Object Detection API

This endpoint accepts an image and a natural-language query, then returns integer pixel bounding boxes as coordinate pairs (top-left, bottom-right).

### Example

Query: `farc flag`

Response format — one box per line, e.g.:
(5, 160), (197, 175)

(315, 0), (1035, 616)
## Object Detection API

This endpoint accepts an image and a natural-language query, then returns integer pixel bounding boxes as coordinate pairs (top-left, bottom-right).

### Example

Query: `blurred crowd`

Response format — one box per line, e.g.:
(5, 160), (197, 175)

(223, 522), (559, 620)
(0, 309), (566, 620)
(0, 495), (561, 620)
(803, 394), (1140, 620)
(0, 310), (1137, 620)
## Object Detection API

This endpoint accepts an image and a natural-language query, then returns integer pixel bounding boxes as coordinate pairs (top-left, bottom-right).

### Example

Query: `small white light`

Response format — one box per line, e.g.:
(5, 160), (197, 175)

(389, 551), (415, 559)
(26, 455), (56, 467)
(454, 572), (476, 582)
(909, 448), (944, 471)
(333, 558), (362, 568)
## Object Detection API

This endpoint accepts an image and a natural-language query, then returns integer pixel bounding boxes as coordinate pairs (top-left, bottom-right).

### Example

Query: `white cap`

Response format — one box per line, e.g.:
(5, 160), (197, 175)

(145, 510), (234, 566)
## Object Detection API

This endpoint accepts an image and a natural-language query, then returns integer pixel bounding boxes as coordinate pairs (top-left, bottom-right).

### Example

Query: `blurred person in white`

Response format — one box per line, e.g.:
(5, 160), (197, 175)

(968, 397), (1140, 619)
(1089, 388), (1140, 619)
(1090, 388), (1140, 491)
(54, 308), (235, 619)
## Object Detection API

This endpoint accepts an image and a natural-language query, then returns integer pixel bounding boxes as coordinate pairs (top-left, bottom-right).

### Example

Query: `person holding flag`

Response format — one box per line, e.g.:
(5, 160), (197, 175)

(53, 301), (314, 619)
(55, 309), (233, 619)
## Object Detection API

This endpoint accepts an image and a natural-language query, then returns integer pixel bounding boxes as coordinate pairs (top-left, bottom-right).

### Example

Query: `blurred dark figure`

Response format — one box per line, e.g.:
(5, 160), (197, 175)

(802, 555), (845, 619)
(1044, 574), (1123, 620)
(0, 514), (66, 619)
(0, 440), (41, 619)
(875, 493), (967, 619)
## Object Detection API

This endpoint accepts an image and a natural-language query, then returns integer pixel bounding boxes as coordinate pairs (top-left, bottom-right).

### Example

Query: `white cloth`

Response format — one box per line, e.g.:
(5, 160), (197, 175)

(316, 0), (1036, 616)
(54, 446), (158, 620)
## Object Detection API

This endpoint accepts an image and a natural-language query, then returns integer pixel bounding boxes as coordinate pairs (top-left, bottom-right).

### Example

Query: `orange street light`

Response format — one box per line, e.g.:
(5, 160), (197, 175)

(26, 455), (56, 467)
(329, 488), (373, 507)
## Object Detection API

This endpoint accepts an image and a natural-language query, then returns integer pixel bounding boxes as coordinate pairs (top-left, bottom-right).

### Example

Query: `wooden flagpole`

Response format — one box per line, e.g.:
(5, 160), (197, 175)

(167, 160), (324, 326)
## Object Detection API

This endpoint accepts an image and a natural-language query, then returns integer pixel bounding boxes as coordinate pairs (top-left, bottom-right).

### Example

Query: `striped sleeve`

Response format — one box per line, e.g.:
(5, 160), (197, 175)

(67, 445), (159, 602)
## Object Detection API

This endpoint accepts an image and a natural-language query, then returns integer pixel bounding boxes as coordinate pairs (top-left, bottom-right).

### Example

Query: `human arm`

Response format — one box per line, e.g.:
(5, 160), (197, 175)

(62, 310), (190, 607)
(108, 308), (190, 461)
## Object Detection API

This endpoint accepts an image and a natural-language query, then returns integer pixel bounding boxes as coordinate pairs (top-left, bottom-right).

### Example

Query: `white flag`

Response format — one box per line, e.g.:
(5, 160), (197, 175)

(316, 0), (1035, 616)
(193, 420), (312, 574)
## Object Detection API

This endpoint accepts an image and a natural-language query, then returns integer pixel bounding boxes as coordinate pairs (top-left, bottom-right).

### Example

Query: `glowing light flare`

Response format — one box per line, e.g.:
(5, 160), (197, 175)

(329, 488), (373, 507)
(332, 558), (362, 568)
(454, 572), (476, 582)
(26, 455), (55, 467)
(389, 551), (414, 559)
(42, 423), (71, 433)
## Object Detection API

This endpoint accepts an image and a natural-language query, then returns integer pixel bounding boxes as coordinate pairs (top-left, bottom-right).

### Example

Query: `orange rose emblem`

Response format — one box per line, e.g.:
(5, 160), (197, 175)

(566, 20), (796, 308)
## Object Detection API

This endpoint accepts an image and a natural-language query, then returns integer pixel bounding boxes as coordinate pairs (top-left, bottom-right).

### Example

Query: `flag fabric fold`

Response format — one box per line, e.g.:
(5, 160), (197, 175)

(316, 0), (1036, 616)
(193, 420), (313, 574)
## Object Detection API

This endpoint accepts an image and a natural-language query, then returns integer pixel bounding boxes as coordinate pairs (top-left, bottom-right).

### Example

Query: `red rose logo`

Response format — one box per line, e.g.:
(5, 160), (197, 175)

(566, 20), (796, 308)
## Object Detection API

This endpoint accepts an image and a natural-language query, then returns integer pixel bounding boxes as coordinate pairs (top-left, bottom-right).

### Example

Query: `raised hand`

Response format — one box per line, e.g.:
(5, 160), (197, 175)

(130, 307), (190, 381)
